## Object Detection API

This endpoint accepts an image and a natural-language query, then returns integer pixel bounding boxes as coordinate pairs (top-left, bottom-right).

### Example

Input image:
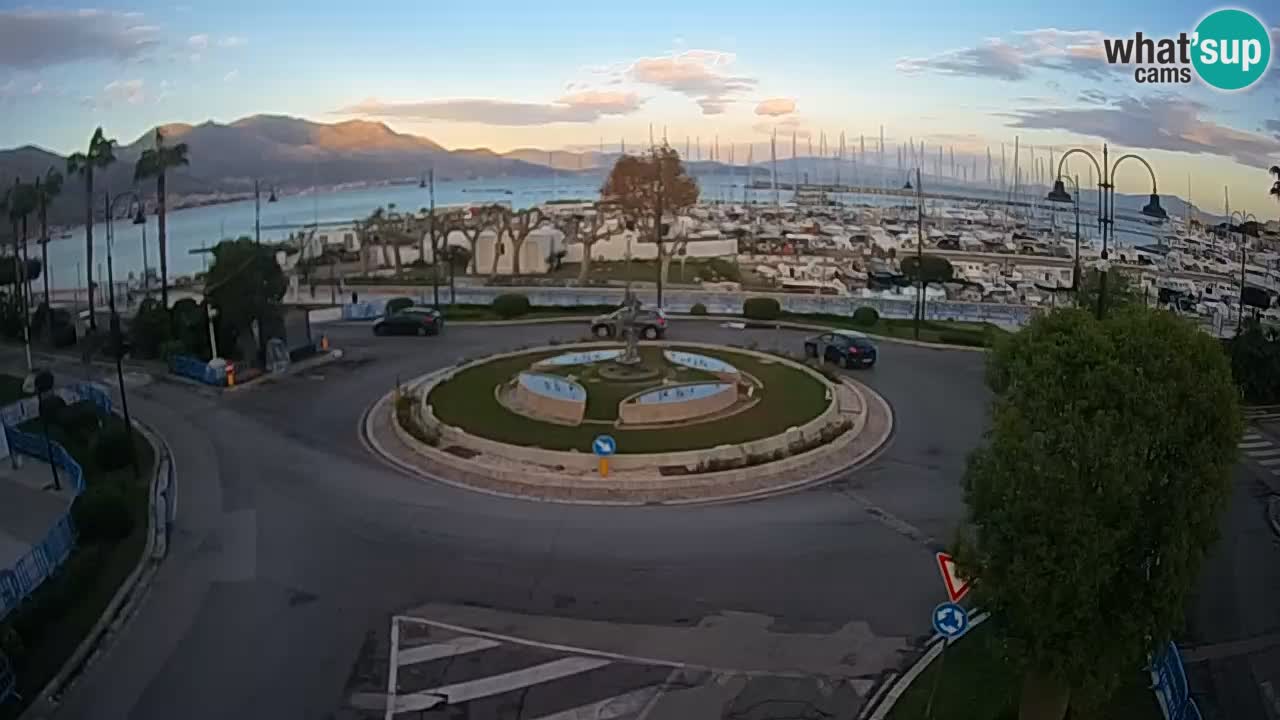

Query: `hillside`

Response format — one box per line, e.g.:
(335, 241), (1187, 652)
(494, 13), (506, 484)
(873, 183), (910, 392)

(0, 114), (552, 226)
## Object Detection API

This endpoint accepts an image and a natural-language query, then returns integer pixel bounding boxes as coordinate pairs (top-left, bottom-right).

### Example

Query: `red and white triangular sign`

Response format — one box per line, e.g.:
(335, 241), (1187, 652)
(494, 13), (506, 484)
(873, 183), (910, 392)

(936, 552), (971, 603)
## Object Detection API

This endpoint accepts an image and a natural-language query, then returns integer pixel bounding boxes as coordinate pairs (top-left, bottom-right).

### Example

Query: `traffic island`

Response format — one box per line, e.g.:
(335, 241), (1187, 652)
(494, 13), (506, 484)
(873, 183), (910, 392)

(362, 341), (893, 504)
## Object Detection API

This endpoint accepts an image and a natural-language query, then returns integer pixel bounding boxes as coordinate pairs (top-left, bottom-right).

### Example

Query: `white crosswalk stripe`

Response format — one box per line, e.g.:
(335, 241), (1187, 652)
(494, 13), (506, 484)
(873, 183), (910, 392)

(1243, 434), (1263, 441)
(396, 636), (501, 667)
(394, 657), (614, 713)
(1259, 458), (1280, 467)
(1239, 441), (1271, 449)
(1247, 448), (1280, 458)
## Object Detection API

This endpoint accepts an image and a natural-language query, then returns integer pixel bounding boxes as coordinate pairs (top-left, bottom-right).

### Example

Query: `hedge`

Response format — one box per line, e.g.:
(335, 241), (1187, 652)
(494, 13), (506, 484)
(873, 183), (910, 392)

(492, 293), (532, 319)
(852, 306), (879, 326)
(742, 297), (781, 321)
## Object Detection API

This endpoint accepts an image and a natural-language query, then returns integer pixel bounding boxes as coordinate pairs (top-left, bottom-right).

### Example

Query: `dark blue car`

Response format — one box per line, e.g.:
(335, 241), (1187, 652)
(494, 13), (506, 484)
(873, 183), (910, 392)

(804, 330), (878, 369)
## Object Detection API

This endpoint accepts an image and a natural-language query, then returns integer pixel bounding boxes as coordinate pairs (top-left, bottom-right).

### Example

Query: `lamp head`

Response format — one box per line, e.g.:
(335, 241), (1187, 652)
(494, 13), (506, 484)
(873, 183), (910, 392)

(1141, 193), (1167, 220)
(132, 204), (146, 225)
(903, 179), (913, 190)
(1046, 179), (1074, 204)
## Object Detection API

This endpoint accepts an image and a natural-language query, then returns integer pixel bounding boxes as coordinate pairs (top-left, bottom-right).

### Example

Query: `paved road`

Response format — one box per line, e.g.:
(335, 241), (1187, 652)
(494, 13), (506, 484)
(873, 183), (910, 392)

(35, 320), (987, 720)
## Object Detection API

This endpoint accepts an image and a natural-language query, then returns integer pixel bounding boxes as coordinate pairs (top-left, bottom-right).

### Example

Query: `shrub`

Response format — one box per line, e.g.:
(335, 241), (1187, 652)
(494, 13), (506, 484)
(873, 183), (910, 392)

(689, 303), (708, 315)
(938, 331), (988, 348)
(130, 298), (172, 359)
(71, 485), (134, 543)
(159, 339), (187, 360)
(852, 306), (879, 327)
(57, 400), (101, 439)
(492, 293), (532, 319)
(742, 297), (781, 321)
(93, 418), (134, 471)
(385, 296), (414, 316)
(39, 394), (67, 420)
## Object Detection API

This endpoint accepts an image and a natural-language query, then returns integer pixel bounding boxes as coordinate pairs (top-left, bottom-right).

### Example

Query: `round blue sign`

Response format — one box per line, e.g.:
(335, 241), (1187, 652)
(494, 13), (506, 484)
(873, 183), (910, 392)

(931, 602), (970, 639)
(592, 435), (617, 457)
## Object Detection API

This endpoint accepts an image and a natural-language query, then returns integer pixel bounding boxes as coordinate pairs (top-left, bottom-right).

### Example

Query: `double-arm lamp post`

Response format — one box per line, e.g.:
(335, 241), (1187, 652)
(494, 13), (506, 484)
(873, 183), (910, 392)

(102, 189), (143, 473)
(1229, 210), (1258, 332)
(1047, 144), (1167, 319)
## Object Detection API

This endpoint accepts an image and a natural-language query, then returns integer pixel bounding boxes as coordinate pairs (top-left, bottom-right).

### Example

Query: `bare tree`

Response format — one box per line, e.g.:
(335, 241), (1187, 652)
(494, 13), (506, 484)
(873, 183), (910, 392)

(495, 206), (548, 275)
(460, 204), (505, 274)
(556, 206), (618, 283)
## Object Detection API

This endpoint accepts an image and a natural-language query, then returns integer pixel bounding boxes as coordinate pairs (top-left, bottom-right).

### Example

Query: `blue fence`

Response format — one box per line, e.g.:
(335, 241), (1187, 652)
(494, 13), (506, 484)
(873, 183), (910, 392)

(0, 650), (14, 707)
(1151, 642), (1202, 720)
(169, 354), (226, 386)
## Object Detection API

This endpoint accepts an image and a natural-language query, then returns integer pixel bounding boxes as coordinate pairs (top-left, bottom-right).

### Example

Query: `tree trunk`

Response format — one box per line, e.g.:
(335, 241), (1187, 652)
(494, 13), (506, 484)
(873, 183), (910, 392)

(393, 244), (402, 275)
(490, 230), (503, 276)
(466, 232), (480, 274)
(578, 239), (594, 283)
(158, 170), (168, 309)
(85, 170), (95, 330)
(511, 234), (525, 275)
(1018, 670), (1070, 720)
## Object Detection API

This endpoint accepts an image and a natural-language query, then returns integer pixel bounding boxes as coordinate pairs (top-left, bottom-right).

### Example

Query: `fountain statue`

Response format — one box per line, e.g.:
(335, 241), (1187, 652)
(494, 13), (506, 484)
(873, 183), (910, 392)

(613, 292), (644, 366)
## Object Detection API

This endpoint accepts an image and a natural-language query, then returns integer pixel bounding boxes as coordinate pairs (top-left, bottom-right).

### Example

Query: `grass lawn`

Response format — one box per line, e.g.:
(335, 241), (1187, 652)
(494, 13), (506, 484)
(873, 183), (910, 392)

(778, 312), (1008, 348)
(0, 418), (155, 720)
(428, 345), (828, 453)
(887, 622), (1162, 720)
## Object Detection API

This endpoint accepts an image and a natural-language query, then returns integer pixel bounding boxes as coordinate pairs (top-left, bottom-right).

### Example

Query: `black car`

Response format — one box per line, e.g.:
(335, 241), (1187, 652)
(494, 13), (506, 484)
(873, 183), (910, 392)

(804, 330), (877, 369)
(373, 307), (444, 336)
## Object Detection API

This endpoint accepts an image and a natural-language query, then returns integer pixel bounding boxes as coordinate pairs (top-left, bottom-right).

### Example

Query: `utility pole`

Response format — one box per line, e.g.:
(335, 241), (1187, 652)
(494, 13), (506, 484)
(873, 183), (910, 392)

(429, 169), (439, 309)
(915, 168), (925, 341)
(654, 148), (665, 308)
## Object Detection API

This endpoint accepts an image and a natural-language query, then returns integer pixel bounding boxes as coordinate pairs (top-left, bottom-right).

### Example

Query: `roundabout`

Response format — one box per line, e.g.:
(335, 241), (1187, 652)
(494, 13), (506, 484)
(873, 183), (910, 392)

(366, 339), (894, 504)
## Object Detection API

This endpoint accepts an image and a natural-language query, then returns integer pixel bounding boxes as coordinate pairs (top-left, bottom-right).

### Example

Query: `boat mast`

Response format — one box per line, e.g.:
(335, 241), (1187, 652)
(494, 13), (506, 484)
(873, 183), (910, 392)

(771, 128), (780, 207)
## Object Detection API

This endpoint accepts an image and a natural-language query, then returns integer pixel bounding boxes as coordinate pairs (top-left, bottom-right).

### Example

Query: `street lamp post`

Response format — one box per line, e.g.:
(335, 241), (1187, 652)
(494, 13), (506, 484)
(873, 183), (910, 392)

(1046, 174), (1084, 291)
(103, 190), (144, 475)
(1230, 210), (1258, 332)
(1048, 144), (1166, 319)
(913, 168), (924, 340)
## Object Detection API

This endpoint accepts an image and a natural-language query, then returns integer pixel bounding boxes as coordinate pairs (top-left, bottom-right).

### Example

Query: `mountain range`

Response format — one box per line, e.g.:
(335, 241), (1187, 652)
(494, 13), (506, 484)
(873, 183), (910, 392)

(0, 114), (615, 227)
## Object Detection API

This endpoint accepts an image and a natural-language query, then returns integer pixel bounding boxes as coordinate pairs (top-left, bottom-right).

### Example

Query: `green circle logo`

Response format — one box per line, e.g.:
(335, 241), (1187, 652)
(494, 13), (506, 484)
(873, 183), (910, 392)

(1192, 9), (1271, 90)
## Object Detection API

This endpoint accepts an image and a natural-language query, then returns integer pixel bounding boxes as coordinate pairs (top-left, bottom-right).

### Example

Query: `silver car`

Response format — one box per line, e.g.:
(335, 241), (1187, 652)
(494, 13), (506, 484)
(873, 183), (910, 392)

(590, 308), (669, 339)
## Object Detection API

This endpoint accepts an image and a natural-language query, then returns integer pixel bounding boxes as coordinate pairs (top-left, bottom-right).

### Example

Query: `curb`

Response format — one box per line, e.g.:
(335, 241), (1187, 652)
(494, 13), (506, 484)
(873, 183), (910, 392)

(18, 417), (174, 720)
(858, 612), (990, 720)
(362, 362), (894, 507)
(1268, 495), (1280, 539)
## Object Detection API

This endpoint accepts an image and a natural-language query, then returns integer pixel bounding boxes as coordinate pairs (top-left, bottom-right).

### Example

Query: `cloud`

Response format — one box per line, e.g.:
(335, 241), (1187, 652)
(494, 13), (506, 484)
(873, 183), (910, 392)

(223, 69), (239, 82)
(623, 49), (756, 115)
(102, 78), (146, 106)
(1267, 119), (1280, 140)
(751, 115), (811, 140)
(187, 33), (209, 50)
(1077, 88), (1109, 105)
(217, 36), (247, 48)
(754, 98), (796, 117)
(1005, 94), (1280, 169)
(336, 90), (643, 125)
(897, 28), (1127, 82)
(0, 9), (160, 69)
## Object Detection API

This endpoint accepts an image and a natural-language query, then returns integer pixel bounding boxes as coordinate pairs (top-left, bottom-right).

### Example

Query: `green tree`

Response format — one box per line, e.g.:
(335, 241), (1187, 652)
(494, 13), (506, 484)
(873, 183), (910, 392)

(66, 127), (118, 330)
(205, 237), (286, 364)
(1074, 267), (1140, 315)
(956, 307), (1240, 719)
(35, 167), (63, 337)
(601, 146), (699, 294)
(900, 254), (953, 334)
(134, 127), (190, 310)
(1269, 165), (1279, 203)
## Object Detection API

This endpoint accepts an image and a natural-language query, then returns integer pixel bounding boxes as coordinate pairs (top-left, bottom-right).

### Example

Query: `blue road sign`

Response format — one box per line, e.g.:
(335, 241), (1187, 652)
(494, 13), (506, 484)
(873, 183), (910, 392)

(932, 602), (970, 639)
(592, 435), (617, 457)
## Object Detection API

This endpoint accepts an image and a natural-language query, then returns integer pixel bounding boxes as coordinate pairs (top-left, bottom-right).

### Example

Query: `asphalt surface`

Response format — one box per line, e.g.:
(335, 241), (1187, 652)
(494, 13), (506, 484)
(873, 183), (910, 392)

(15, 317), (1277, 718)
(34, 319), (988, 720)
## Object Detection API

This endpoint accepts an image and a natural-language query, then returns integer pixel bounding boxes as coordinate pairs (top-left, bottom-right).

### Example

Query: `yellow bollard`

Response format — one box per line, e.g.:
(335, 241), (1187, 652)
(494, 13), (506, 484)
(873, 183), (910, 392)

(599, 458), (609, 478)
(320, 335), (329, 352)
(226, 362), (236, 387)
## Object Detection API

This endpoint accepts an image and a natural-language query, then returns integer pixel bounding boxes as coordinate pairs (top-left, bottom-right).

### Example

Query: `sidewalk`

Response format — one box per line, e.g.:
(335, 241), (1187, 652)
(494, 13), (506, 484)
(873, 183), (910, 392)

(0, 462), (72, 574)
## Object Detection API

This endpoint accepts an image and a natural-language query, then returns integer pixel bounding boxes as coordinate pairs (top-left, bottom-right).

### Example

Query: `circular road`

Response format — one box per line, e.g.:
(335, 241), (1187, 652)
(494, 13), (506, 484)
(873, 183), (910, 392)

(58, 318), (990, 720)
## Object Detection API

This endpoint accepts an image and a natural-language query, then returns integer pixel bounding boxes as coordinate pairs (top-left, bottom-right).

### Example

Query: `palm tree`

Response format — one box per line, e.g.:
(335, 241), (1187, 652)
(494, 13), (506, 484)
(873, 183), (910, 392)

(134, 127), (189, 309)
(36, 167), (63, 336)
(66, 127), (118, 330)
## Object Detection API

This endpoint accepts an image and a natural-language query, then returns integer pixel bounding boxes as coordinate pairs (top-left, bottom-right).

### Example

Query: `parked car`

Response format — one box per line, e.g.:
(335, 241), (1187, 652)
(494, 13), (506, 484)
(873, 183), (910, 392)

(373, 307), (444, 336)
(590, 307), (668, 339)
(804, 330), (877, 369)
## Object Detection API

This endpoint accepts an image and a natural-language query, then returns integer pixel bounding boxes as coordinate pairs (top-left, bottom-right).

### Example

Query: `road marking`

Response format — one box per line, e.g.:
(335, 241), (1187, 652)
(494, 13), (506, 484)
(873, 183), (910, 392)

(396, 636), (502, 667)
(1243, 433), (1263, 441)
(1258, 458), (1280, 467)
(1247, 448), (1280, 458)
(394, 657), (613, 713)
(385, 618), (401, 720)
(529, 686), (660, 720)
(1238, 441), (1272, 450)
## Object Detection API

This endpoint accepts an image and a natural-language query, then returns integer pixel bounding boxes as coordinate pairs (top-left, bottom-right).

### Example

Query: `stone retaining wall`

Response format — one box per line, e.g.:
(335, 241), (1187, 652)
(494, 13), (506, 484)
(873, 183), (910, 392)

(617, 382), (738, 426)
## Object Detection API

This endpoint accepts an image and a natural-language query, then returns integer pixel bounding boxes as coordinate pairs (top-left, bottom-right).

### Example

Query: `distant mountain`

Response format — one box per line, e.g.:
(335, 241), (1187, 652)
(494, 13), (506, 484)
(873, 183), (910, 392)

(0, 114), (555, 227)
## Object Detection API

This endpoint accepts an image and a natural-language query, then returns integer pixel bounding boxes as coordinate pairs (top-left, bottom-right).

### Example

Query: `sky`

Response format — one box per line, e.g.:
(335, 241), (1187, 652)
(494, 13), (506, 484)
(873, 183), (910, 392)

(1, 0), (1278, 216)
